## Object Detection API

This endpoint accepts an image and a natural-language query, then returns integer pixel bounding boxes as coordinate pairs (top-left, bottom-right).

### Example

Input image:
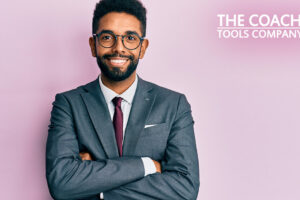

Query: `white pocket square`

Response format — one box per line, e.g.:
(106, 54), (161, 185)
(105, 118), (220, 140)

(144, 124), (158, 128)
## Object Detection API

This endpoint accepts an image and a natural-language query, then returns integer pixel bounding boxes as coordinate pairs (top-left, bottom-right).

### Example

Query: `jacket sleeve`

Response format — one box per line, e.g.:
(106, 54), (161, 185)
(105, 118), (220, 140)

(46, 93), (145, 200)
(104, 94), (200, 200)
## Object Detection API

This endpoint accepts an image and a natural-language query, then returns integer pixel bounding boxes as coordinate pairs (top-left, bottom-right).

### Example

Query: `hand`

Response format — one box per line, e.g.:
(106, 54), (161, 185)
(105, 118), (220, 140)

(153, 160), (161, 173)
(79, 152), (93, 161)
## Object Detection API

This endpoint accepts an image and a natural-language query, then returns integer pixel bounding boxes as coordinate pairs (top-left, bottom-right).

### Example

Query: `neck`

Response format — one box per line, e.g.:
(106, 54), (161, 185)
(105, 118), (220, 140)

(101, 72), (136, 94)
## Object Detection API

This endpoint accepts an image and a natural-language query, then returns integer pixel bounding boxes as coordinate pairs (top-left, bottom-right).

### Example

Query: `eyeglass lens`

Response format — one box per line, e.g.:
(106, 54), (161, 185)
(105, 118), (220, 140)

(98, 33), (141, 50)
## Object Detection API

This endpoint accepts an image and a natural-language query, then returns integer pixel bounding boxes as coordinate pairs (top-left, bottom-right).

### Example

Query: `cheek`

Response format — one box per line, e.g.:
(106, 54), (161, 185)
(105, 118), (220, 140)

(96, 47), (110, 57)
(131, 49), (141, 59)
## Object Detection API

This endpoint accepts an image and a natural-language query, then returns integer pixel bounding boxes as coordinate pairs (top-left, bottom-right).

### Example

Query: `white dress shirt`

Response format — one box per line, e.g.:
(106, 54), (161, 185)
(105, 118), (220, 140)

(98, 74), (156, 199)
(99, 74), (137, 135)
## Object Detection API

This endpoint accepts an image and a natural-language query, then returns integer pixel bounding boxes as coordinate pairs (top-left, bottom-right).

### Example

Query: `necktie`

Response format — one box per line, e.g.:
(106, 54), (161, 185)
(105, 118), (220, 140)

(112, 97), (123, 156)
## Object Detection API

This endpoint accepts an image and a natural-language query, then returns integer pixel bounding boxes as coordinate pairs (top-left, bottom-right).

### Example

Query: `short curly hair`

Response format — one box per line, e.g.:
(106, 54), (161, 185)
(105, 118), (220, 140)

(92, 0), (147, 37)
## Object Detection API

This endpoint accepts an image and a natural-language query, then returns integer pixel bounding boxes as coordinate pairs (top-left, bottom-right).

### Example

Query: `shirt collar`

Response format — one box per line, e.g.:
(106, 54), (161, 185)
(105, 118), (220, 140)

(98, 74), (138, 105)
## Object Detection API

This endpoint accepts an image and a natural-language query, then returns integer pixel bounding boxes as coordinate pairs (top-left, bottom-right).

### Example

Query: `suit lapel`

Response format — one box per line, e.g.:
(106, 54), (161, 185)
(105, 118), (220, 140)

(123, 76), (156, 156)
(81, 78), (119, 158)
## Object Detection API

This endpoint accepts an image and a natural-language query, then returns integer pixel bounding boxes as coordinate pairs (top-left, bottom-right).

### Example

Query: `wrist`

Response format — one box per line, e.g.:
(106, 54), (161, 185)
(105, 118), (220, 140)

(141, 157), (157, 176)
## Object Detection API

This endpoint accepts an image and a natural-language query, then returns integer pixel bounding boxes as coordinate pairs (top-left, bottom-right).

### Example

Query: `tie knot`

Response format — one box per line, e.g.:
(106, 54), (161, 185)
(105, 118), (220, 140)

(112, 97), (122, 107)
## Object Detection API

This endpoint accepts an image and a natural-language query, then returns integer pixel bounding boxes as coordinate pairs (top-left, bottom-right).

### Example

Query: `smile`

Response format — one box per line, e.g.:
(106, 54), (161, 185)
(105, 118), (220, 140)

(108, 58), (128, 67)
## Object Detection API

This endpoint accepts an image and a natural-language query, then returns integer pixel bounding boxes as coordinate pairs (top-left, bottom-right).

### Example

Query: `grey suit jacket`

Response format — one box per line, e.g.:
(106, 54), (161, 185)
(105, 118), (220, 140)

(46, 76), (199, 200)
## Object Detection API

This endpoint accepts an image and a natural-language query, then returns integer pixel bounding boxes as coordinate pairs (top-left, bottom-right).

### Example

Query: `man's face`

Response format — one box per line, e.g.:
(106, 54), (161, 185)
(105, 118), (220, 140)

(89, 12), (148, 81)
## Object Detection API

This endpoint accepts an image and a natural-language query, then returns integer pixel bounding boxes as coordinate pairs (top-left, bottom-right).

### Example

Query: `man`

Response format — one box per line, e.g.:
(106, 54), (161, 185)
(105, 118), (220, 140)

(46, 0), (199, 199)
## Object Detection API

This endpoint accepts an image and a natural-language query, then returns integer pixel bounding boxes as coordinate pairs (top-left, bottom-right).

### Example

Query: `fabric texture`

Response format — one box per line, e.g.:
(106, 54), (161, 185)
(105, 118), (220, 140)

(112, 97), (123, 156)
(46, 75), (200, 200)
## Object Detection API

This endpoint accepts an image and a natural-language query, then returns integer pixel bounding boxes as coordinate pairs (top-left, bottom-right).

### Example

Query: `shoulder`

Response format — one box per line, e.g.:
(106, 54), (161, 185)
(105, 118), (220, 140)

(140, 78), (192, 121)
(139, 77), (186, 100)
(139, 77), (191, 111)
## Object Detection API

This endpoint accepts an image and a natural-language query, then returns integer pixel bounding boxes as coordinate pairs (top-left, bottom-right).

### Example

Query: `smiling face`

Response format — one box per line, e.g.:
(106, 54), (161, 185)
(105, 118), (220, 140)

(89, 12), (149, 82)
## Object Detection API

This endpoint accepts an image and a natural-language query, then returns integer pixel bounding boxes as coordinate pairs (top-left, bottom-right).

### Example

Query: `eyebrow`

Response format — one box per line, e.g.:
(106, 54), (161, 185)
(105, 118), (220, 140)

(125, 30), (141, 37)
(98, 30), (114, 35)
(98, 29), (142, 37)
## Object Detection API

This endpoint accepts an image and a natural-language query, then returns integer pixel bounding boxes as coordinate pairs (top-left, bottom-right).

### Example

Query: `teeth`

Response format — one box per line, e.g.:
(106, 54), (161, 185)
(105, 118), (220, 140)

(110, 59), (126, 64)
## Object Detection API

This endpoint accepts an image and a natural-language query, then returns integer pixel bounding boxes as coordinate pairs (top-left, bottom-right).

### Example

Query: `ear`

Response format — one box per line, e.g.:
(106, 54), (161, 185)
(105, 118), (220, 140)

(89, 37), (96, 57)
(139, 39), (149, 59)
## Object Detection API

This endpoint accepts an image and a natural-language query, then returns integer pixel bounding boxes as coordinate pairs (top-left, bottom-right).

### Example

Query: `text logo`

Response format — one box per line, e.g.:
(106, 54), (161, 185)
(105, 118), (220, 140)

(217, 14), (300, 39)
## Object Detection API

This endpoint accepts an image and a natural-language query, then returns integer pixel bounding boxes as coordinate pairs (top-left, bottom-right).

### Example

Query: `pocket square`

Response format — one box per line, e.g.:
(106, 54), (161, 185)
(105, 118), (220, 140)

(144, 124), (158, 128)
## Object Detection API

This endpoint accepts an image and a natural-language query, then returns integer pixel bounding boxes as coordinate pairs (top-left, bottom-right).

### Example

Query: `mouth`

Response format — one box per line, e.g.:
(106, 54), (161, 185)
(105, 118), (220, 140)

(107, 57), (129, 67)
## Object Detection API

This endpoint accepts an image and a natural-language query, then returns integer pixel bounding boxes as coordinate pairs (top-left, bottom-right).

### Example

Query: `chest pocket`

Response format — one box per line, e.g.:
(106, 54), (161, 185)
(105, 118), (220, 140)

(135, 123), (170, 160)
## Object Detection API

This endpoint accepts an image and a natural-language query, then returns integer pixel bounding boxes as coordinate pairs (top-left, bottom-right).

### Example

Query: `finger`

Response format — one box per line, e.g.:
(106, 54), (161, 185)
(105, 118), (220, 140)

(79, 152), (92, 160)
(79, 152), (86, 157)
(80, 154), (88, 160)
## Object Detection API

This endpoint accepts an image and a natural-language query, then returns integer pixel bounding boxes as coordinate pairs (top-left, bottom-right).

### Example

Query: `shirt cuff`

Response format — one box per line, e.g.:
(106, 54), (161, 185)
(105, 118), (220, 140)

(141, 157), (156, 176)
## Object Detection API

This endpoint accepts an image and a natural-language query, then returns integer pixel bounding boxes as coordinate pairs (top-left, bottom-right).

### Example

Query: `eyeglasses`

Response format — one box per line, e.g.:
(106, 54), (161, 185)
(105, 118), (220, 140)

(93, 31), (144, 50)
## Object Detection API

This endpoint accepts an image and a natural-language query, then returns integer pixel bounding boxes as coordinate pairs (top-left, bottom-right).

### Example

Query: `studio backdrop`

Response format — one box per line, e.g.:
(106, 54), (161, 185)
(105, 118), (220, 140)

(1, 0), (299, 199)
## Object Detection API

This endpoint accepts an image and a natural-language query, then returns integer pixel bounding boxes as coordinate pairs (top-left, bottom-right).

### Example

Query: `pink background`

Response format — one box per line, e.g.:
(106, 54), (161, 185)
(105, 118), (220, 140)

(1, 0), (300, 199)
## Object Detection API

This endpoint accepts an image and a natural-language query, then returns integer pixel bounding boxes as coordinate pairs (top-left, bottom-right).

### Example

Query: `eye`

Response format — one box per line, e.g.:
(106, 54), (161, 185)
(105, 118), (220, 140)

(101, 35), (112, 40)
(126, 35), (137, 41)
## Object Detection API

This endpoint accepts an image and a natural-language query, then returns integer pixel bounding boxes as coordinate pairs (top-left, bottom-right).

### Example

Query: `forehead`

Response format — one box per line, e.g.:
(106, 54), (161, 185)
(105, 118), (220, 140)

(98, 12), (142, 35)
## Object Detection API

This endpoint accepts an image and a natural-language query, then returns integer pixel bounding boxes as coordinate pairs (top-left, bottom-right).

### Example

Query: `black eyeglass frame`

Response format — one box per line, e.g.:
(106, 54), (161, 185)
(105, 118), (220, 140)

(93, 31), (145, 50)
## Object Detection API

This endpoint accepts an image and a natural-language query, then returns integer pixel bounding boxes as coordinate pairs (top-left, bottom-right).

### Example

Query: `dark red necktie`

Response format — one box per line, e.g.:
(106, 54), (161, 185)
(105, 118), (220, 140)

(112, 97), (123, 156)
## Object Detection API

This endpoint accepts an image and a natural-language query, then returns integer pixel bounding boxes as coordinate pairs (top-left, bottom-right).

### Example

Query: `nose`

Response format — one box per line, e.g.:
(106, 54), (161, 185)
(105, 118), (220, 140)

(111, 35), (126, 54)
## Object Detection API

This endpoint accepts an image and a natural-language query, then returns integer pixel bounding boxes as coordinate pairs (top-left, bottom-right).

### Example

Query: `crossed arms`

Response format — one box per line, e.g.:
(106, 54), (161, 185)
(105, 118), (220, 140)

(46, 93), (199, 200)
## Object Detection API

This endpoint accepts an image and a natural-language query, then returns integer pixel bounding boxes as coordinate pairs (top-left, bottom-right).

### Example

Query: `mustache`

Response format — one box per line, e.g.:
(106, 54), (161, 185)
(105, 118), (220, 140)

(102, 53), (134, 61)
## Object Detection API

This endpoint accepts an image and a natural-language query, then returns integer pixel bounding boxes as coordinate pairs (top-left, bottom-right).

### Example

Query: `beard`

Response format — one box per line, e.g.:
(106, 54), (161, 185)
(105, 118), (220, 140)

(96, 53), (139, 82)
